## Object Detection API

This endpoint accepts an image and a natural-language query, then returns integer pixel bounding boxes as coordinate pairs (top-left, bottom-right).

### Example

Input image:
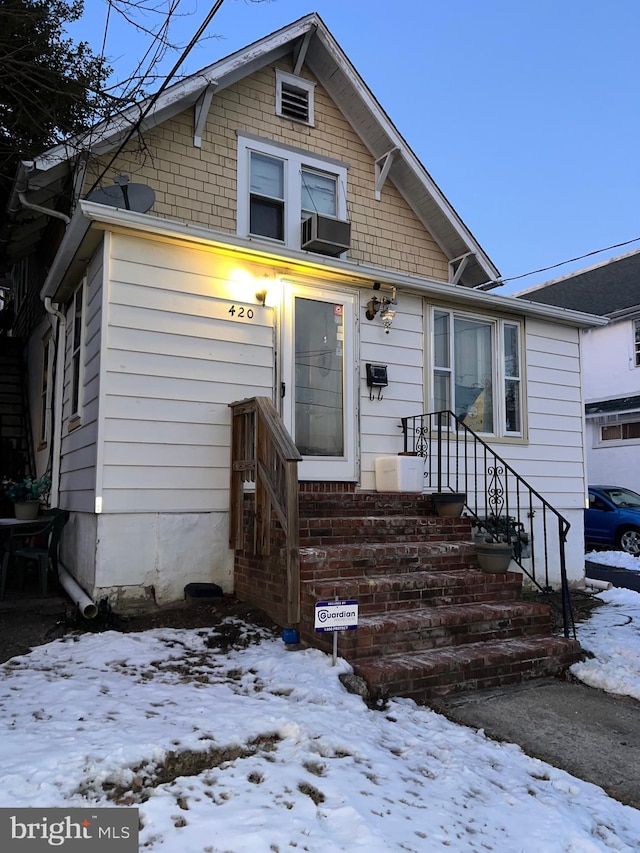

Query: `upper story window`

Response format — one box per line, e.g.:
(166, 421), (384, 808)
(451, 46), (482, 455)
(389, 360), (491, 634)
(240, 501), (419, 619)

(634, 319), (640, 367)
(301, 168), (337, 217)
(238, 134), (348, 252)
(431, 307), (523, 438)
(250, 152), (285, 240)
(276, 69), (315, 125)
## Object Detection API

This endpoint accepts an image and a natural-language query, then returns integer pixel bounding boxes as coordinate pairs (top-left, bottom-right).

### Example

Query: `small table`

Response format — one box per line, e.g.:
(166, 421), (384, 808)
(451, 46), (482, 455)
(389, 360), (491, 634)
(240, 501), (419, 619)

(0, 517), (51, 600)
(0, 518), (45, 529)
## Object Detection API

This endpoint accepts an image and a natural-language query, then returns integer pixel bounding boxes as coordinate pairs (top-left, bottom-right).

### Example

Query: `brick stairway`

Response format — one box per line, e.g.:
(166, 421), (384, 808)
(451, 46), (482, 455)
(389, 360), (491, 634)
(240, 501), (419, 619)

(295, 490), (583, 702)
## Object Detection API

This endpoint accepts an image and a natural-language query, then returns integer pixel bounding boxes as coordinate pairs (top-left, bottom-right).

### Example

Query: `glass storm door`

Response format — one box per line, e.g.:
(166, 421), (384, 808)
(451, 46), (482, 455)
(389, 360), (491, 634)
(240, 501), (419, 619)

(281, 284), (356, 481)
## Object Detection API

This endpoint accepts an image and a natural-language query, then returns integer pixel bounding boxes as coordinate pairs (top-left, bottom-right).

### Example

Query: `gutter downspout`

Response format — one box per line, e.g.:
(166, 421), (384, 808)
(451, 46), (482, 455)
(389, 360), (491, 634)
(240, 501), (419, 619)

(58, 561), (97, 619)
(18, 192), (70, 225)
(7, 162), (71, 225)
(43, 297), (66, 507)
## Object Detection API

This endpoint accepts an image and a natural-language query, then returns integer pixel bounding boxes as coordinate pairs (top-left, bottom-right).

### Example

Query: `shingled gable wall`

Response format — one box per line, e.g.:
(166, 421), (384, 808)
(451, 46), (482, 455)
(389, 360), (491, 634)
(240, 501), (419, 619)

(83, 63), (450, 281)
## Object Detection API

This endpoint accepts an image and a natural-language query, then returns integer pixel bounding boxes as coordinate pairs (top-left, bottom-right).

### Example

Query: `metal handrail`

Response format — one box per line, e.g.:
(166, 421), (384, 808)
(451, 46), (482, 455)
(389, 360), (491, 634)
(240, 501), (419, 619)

(229, 397), (302, 623)
(401, 410), (575, 638)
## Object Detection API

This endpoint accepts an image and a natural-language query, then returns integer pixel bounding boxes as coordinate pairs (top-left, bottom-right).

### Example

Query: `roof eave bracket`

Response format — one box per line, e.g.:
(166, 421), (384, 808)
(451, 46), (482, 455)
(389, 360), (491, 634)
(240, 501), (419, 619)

(292, 26), (316, 76)
(194, 83), (218, 148)
(375, 148), (400, 200)
(449, 252), (474, 285)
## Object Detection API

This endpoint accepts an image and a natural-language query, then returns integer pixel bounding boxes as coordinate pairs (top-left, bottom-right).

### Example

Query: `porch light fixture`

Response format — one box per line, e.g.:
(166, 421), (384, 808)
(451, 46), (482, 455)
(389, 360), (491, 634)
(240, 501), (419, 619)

(364, 283), (397, 332)
(255, 289), (268, 306)
(365, 294), (382, 320)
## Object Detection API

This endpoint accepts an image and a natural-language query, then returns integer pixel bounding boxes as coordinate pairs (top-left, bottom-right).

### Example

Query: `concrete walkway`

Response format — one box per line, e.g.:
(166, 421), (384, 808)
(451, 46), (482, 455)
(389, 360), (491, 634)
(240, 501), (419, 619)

(438, 678), (640, 810)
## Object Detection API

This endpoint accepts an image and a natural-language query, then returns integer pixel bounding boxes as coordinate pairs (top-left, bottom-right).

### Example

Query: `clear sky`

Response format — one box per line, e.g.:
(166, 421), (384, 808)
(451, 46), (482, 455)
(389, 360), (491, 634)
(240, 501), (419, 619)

(69, 0), (640, 294)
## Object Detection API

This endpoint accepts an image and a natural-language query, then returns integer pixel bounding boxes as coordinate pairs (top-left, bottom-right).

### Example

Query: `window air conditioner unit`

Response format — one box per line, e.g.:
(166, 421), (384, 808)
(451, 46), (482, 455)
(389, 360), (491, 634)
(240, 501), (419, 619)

(301, 213), (351, 256)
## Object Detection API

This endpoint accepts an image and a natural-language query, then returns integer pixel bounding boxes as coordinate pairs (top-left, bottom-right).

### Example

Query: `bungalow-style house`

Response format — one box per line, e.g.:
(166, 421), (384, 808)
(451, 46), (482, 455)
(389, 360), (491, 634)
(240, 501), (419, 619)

(1, 14), (606, 697)
(517, 249), (639, 490)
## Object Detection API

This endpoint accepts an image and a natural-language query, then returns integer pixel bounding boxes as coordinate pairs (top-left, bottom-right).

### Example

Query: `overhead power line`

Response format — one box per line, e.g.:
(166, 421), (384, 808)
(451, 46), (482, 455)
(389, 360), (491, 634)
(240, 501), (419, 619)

(498, 235), (640, 285)
(86, 0), (227, 196)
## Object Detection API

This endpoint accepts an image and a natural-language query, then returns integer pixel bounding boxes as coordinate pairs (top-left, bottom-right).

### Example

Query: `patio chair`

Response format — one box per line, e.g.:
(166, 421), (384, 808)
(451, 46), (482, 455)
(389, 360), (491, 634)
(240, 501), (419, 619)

(0, 509), (70, 600)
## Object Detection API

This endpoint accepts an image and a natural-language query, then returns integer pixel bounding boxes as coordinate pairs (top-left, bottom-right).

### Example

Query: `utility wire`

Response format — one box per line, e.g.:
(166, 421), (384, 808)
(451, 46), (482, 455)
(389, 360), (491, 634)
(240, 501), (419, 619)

(86, 0), (227, 197)
(498, 235), (640, 285)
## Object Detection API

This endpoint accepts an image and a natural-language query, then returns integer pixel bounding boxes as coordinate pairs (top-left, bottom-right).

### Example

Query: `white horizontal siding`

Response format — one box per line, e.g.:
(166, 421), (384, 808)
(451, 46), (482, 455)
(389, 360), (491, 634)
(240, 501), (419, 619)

(499, 318), (586, 510)
(104, 419), (228, 445)
(106, 395), (226, 424)
(58, 246), (103, 512)
(359, 292), (424, 489)
(100, 233), (275, 513)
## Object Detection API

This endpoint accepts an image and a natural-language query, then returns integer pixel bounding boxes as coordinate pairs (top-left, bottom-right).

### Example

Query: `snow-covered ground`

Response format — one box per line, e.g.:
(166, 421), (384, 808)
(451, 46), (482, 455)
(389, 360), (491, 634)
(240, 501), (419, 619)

(0, 557), (639, 851)
(587, 549), (640, 572)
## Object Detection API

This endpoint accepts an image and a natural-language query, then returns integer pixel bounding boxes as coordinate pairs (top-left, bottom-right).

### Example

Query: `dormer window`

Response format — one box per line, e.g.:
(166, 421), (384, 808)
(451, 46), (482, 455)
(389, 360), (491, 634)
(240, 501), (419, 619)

(276, 69), (315, 125)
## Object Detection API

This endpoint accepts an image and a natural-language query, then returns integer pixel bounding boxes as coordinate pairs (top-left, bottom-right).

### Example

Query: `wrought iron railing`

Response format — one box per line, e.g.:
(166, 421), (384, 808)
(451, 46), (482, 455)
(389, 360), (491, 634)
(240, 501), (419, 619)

(229, 397), (302, 623)
(401, 410), (575, 638)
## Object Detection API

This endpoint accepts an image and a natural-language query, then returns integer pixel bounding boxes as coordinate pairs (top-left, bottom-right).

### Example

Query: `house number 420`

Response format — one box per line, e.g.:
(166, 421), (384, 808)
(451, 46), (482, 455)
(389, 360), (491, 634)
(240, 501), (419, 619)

(228, 305), (254, 319)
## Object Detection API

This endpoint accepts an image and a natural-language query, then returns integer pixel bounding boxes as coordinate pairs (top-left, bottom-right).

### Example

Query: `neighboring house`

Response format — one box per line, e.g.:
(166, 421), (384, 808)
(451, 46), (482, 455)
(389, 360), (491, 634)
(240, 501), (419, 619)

(1, 13), (604, 613)
(517, 249), (640, 490)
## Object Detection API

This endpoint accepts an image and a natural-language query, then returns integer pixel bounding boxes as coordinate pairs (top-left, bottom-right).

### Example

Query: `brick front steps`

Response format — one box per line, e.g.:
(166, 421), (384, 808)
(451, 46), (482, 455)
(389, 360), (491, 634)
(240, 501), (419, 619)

(295, 490), (583, 701)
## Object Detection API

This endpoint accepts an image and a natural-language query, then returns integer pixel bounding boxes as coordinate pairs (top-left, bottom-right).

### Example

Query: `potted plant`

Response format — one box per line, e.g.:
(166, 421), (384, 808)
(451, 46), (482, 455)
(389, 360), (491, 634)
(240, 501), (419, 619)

(2, 474), (51, 519)
(431, 491), (467, 518)
(474, 535), (514, 573)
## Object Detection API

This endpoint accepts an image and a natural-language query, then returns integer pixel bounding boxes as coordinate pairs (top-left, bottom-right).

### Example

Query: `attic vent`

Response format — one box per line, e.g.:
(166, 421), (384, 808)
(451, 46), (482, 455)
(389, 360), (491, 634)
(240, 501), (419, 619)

(276, 69), (315, 126)
(281, 83), (309, 121)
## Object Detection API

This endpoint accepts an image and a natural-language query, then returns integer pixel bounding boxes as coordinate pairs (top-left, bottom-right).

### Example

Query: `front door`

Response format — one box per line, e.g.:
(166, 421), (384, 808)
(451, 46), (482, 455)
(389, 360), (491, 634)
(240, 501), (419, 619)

(281, 282), (357, 481)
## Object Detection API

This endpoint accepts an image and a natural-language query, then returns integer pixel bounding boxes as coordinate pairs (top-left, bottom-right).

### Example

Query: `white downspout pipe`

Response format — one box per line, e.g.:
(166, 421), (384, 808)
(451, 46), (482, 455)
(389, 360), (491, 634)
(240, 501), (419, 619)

(58, 562), (97, 619)
(584, 577), (613, 592)
(43, 297), (66, 507)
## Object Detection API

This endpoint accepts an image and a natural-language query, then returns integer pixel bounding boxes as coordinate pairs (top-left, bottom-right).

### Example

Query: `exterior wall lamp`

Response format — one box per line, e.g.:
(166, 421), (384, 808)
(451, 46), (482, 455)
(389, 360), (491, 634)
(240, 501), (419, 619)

(364, 283), (397, 332)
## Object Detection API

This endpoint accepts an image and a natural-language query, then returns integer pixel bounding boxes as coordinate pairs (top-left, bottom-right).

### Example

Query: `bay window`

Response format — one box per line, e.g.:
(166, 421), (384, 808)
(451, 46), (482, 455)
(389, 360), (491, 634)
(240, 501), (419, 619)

(431, 308), (523, 437)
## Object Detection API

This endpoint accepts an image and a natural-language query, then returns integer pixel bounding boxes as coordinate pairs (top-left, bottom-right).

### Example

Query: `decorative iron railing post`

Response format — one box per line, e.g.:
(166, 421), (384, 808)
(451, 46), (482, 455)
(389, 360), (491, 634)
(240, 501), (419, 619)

(558, 516), (574, 638)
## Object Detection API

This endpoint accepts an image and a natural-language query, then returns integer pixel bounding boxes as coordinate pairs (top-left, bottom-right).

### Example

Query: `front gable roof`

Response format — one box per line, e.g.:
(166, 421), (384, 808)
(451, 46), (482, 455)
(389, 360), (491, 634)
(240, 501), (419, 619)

(10, 13), (499, 288)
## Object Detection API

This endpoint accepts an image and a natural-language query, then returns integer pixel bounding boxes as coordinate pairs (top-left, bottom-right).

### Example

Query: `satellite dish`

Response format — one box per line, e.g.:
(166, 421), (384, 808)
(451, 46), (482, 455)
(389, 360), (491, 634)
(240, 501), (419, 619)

(87, 176), (155, 213)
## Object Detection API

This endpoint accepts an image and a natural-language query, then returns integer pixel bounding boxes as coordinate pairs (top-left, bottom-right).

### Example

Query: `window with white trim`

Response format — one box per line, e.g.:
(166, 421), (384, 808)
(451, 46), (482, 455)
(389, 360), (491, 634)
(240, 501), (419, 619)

(276, 69), (315, 125)
(431, 308), (523, 437)
(237, 135), (348, 250)
(69, 279), (85, 421)
(634, 319), (640, 367)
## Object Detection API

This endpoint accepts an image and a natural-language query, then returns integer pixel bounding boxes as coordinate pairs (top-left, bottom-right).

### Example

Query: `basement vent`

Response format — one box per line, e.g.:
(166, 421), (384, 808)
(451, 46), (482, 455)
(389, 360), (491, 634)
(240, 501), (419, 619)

(276, 70), (315, 126)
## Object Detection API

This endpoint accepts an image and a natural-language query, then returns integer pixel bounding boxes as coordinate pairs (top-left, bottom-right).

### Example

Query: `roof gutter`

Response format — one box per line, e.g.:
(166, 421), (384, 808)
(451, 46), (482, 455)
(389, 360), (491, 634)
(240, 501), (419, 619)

(40, 205), (92, 300)
(43, 201), (608, 330)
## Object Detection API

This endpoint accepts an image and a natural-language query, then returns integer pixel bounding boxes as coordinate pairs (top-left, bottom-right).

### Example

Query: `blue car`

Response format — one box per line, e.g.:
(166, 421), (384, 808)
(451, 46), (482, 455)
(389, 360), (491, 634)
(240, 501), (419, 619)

(585, 485), (640, 555)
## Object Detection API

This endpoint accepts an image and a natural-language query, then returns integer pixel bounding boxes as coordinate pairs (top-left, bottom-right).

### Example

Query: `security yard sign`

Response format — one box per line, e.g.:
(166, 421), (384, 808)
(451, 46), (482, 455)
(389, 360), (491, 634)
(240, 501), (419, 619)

(315, 599), (359, 632)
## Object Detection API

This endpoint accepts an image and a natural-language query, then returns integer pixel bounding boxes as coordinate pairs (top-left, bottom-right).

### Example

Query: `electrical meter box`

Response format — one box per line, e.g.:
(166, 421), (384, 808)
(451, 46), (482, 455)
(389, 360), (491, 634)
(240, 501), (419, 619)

(375, 455), (424, 493)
